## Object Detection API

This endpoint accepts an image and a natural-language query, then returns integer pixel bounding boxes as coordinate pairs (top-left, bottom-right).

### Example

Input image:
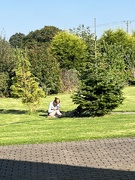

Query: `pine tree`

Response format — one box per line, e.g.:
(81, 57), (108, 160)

(72, 44), (126, 116)
(11, 48), (45, 113)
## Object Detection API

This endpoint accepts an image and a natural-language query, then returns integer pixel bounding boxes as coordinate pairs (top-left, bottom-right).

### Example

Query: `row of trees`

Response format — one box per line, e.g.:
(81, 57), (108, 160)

(1, 25), (135, 115)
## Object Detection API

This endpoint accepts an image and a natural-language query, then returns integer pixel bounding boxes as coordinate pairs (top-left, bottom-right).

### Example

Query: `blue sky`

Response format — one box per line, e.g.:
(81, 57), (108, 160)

(1, 0), (135, 40)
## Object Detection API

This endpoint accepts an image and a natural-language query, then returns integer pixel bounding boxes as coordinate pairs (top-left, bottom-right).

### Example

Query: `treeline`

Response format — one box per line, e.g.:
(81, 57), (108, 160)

(0, 25), (135, 100)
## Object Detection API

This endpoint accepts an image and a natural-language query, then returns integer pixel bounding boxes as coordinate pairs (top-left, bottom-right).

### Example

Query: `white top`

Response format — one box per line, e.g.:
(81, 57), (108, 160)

(48, 101), (60, 113)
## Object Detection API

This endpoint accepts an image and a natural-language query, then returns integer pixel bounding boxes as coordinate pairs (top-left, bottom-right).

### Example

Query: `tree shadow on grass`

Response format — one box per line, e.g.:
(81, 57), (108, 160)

(62, 110), (90, 118)
(38, 109), (48, 117)
(0, 159), (135, 180)
(0, 109), (4, 113)
(0, 109), (27, 115)
(0, 109), (48, 115)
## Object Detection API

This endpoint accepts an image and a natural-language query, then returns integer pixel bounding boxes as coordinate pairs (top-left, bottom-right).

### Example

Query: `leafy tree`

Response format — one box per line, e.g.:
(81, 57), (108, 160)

(69, 24), (95, 59)
(0, 72), (9, 97)
(50, 31), (88, 70)
(0, 35), (15, 97)
(27, 46), (62, 94)
(132, 31), (135, 37)
(10, 49), (45, 113)
(0, 36), (15, 73)
(98, 28), (135, 84)
(72, 44), (126, 116)
(22, 26), (61, 49)
(9, 33), (25, 48)
(99, 29), (134, 47)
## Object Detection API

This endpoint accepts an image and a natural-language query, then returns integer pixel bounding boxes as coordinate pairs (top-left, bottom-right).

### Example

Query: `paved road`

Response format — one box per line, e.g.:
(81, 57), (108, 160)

(0, 138), (135, 180)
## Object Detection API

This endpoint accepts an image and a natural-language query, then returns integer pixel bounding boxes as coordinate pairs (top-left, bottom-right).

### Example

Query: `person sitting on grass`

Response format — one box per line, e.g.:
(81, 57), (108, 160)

(48, 97), (62, 118)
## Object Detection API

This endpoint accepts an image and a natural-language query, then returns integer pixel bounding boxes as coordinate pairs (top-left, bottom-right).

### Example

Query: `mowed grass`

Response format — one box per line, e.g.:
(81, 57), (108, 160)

(114, 86), (135, 112)
(0, 86), (135, 146)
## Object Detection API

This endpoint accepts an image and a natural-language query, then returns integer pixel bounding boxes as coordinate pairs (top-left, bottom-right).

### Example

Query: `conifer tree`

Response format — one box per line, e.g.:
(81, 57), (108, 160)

(72, 44), (126, 116)
(11, 48), (45, 113)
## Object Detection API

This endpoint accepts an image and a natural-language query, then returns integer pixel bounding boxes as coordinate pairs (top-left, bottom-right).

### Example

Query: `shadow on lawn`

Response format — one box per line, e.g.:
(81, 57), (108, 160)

(0, 109), (27, 115)
(0, 108), (96, 118)
(0, 109), (48, 115)
(0, 159), (135, 180)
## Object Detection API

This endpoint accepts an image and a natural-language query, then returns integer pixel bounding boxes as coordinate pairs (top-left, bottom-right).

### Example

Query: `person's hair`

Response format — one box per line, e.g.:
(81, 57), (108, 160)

(53, 97), (60, 106)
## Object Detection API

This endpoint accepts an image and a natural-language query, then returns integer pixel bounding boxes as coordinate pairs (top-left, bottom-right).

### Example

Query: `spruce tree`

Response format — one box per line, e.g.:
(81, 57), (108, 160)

(72, 44), (126, 116)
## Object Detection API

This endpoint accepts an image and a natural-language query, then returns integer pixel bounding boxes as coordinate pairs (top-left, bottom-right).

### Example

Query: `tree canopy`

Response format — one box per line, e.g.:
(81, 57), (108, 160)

(98, 28), (135, 83)
(22, 26), (61, 49)
(0, 36), (15, 97)
(27, 46), (62, 94)
(9, 33), (25, 48)
(50, 31), (88, 70)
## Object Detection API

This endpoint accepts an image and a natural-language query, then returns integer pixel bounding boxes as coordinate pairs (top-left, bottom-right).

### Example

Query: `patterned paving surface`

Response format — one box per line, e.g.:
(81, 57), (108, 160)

(0, 138), (135, 180)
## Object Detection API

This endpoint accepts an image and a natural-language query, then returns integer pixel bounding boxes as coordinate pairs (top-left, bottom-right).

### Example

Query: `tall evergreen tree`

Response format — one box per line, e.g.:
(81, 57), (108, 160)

(72, 44), (126, 116)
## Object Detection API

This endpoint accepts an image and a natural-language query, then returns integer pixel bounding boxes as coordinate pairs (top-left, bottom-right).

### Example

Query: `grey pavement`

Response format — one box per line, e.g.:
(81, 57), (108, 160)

(0, 138), (135, 180)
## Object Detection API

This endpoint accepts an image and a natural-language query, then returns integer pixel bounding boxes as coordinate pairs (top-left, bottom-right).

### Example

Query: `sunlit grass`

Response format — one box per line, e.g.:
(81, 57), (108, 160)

(113, 86), (135, 112)
(0, 86), (135, 146)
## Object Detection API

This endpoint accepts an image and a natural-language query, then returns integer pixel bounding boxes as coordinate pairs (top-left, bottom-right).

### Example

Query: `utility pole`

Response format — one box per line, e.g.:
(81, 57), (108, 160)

(124, 20), (131, 33)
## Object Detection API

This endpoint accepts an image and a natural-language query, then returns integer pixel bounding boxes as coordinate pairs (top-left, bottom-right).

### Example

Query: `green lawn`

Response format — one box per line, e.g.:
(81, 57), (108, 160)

(0, 86), (135, 146)
(114, 86), (135, 112)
